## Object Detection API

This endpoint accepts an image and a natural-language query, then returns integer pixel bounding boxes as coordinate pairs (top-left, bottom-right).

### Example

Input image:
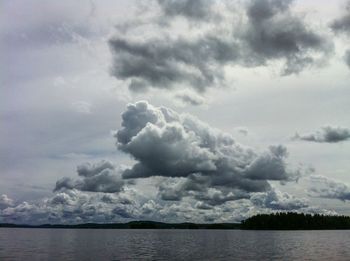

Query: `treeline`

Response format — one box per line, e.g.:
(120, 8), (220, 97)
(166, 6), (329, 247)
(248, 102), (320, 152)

(241, 212), (350, 230)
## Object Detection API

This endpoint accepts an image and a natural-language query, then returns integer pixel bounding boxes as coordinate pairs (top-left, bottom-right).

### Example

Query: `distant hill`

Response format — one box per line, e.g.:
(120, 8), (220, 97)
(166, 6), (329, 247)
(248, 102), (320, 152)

(2, 213), (350, 230)
(0, 221), (240, 229)
(241, 212), (350, 230)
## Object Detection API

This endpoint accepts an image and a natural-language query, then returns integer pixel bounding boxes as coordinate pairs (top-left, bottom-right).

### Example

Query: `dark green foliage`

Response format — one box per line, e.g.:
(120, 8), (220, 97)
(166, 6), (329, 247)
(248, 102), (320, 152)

(241, 212), (350, 230)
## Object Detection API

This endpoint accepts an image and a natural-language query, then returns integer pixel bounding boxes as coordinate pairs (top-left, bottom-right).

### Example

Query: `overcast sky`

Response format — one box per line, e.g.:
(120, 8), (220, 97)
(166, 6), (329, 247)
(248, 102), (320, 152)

(1, 0), (350, 224)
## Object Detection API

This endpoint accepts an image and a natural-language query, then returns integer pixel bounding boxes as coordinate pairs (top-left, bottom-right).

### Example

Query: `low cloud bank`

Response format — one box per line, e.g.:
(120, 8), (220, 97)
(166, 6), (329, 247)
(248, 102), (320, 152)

(293, 126), (350, 143)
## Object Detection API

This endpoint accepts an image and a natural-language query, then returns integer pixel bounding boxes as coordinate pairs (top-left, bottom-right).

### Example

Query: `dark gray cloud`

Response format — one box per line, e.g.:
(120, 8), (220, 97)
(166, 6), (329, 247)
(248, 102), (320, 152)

(77, 160), (114, 177)
(244, 145), (290, 181)
(308, 175), (350, 201)
(54, 160), (125, 193)
(158, 177), (250, 205)
(109, 0), (332, 92)
(109, 35), (238, 93)
(115, 101), (300, 206)
(112, 206), (134, 218)
(194, 189), (249, 206)
(293, 126), (350, 143)
(241, 0), (332, 75)
(158, 179), (187, 201)
(331, 2), (350, 35)
(346, 50), (350, 68)
(331, 2), (350, 68)
(157, 0), (214, 21)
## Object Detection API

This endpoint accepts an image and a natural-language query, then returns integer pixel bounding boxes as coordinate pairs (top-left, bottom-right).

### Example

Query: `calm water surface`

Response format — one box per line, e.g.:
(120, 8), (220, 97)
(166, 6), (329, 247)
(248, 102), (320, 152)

(0, 228), (349, 260)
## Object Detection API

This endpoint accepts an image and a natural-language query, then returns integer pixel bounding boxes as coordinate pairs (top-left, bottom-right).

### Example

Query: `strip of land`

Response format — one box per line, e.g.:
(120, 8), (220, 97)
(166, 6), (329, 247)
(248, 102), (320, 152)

(0, 221), (240, 229)
(1, 213), (350, 230)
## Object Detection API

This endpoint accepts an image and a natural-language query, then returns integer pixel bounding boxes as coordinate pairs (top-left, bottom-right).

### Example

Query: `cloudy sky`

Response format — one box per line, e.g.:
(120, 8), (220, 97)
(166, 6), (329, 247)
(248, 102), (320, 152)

(1, 0), (350, 224)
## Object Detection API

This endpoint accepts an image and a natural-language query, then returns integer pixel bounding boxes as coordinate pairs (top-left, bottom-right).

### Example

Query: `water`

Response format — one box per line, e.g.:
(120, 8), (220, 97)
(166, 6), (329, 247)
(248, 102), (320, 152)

(0, 228), (350, 260)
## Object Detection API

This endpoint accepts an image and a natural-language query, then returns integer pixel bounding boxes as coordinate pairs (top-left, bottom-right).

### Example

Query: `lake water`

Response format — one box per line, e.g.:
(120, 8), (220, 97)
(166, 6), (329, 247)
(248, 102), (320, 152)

(0, 228), (350, 260)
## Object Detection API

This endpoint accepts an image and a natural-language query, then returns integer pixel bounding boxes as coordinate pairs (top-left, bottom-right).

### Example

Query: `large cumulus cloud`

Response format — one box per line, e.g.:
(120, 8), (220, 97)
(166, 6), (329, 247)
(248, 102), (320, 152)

(1, 101), (338, 224)
(54, 160), (125, 193)
(293, 126), (350, 143)
(115, 101), (301, 206)
(109, 0), (332, 93)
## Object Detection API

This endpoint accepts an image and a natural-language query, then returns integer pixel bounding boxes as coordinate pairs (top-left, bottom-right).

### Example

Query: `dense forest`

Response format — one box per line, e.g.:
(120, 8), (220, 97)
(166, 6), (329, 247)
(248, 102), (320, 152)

(1, 213), (350, 230)
(241, 212), (350, 230)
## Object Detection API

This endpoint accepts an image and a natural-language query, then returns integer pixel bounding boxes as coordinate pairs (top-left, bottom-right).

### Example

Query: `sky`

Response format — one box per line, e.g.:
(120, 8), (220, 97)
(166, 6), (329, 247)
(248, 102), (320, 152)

(1, 0), (350, 224)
